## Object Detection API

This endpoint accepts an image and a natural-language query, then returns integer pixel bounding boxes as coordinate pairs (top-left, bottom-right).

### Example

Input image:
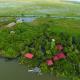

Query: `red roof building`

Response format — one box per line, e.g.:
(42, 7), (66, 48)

(46, 59), (53, 66)
(56, 44), (63, 51)
(24, 53), (34, 59)
(53, 52), (66, 61)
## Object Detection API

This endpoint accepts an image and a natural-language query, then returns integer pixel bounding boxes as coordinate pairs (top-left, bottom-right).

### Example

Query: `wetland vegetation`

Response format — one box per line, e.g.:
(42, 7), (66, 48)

(0, 0), (80, 80)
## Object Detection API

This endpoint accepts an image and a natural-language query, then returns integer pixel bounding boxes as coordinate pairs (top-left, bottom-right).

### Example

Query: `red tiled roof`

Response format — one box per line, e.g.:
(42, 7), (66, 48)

(56, 44), (63, 51)
(24, 53), (34, 59)
(46, 59), (53, 66)
(53, 52), (66, 61)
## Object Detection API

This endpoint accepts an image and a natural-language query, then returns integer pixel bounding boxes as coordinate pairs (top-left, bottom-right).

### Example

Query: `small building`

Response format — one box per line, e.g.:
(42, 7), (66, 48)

(46, 59), (53, 66)
(16, 18), (23, 23)
(10, 31), (15, 34)
(51, 39), (55, 49)
(56, 44), (63, 51)
(53, 52), (66, 61)
(6, 22), (16, 28)
(24, 53), (34, 59)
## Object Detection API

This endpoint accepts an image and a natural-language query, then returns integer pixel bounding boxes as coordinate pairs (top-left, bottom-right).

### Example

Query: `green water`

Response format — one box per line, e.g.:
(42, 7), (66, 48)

(0, 59), (58, 80)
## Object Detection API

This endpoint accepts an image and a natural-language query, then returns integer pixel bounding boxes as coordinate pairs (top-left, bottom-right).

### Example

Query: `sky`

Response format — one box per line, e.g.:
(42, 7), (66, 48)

(0, 0), (80, 3)
(66, 0), (80, 2)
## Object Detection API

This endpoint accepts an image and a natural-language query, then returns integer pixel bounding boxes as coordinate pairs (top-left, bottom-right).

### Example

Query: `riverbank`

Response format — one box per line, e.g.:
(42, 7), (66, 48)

(0, 17), (80, 80)
(1, 15), (80, 28)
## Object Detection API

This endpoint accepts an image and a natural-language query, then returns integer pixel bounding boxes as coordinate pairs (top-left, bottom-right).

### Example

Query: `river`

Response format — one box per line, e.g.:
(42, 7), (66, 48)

(0, 15), (80, 23)
(0, 59), (58, 80)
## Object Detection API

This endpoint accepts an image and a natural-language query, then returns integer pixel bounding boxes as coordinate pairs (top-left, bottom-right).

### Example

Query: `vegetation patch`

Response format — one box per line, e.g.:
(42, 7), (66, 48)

(0, 17), (80, 80)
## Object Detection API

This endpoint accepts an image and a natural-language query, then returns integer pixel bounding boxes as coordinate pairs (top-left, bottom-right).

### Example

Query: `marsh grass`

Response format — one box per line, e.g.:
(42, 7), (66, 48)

(0, 1), (80, 16)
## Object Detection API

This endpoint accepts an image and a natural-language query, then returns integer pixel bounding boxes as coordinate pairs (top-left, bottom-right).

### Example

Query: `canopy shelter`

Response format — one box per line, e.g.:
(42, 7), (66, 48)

(46, 59), (53, 66)
(56, 44), (63, 51)
(24, 53), (34, 59)
(53, 52), (66, 61)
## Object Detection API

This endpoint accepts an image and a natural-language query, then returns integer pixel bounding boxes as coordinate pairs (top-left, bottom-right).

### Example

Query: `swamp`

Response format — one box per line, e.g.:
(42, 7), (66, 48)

(0, 0), (80, 80)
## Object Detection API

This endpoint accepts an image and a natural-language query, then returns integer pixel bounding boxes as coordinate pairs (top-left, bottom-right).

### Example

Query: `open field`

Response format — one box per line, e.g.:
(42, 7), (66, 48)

(0, 0), (80, 16)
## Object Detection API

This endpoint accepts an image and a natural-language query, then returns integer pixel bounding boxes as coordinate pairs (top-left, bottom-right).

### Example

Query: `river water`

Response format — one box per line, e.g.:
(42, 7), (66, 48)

(0, 59), (58, 80)
(0, 16), (80, 23)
